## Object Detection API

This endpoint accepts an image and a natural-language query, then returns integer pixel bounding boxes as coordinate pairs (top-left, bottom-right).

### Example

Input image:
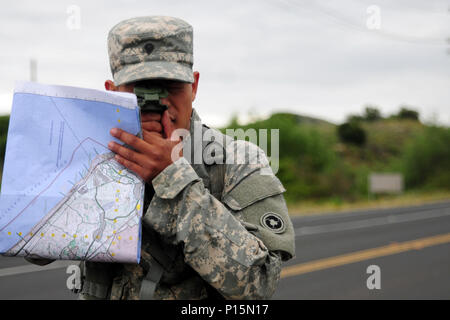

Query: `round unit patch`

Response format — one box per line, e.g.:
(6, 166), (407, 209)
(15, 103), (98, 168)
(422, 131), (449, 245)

(260, 212), (285, 234)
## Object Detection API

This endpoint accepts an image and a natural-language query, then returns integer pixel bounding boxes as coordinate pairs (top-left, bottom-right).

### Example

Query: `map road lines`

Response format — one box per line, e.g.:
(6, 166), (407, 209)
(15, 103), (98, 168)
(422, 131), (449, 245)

(0, 137), (107, 234)
(5, 152), (143, 263)
(0, 82), (143, 263)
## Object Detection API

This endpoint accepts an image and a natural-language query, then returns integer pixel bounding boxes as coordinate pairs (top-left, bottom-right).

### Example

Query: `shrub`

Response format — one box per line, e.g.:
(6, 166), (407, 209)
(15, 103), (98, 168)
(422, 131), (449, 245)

(337, 122), (366, 146)
(363, 106), (382, 122)
(402, 126), (450, 189)
(396, 107), (419, 121)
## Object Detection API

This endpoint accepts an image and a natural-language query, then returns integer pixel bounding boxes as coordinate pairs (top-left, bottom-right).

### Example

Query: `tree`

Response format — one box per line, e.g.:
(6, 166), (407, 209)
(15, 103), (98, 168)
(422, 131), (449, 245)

(337, 121), (366, 146)
(346, 114), (364, 123)
(396, 107), (419, 121)
(363, 106), (382, 122)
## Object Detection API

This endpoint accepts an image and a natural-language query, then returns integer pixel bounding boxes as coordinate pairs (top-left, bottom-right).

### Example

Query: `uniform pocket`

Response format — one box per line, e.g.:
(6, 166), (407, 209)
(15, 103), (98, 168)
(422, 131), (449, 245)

(222, 171), (285, 211)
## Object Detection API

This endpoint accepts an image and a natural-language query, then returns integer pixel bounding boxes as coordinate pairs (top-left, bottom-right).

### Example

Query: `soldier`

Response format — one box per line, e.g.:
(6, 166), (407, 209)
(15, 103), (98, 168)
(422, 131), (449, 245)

(29, 16), (295, 300)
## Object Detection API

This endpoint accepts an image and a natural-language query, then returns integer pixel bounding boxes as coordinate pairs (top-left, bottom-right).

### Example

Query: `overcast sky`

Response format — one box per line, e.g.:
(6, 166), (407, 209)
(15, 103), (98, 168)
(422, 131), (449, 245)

(0, 0), (449, 127)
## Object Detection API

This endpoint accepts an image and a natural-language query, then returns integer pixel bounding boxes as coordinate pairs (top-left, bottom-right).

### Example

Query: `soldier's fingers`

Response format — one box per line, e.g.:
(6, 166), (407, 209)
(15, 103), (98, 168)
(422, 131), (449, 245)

(142, 130), (165, 144)
(161, 110), (177, 140)
(142, 120), (162, 133)
(107, 141), (150, 166)
(141, 112), (162, 122)
(142, 130), (162, 142)
(110, 128), (150, 153)
(114, 154), (152, 182)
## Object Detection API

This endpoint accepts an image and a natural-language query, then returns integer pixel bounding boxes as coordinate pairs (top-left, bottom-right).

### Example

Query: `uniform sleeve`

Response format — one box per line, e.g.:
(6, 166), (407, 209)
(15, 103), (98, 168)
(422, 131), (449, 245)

(143, 157), (284, 300)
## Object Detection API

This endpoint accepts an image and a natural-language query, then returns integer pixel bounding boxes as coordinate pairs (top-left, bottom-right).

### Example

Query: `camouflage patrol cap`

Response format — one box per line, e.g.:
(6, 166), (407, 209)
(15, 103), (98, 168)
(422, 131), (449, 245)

(108, 16), (194, 86)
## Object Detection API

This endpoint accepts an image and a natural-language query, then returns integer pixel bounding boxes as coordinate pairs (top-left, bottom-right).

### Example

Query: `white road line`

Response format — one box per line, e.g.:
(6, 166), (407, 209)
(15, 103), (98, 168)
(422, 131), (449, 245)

(0, 260), (75, 278)
(295, 207), (450, 236)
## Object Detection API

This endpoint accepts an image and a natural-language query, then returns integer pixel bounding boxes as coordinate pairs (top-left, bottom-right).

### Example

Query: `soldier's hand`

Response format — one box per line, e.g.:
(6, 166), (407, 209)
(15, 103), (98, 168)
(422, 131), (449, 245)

(141, 112), (163, 136)
(108, 110), (182, 183)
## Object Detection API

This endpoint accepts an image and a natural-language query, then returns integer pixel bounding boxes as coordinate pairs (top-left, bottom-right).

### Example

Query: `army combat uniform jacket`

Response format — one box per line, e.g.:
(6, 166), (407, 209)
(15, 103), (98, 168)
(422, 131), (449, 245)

(66, 109), (295, 299)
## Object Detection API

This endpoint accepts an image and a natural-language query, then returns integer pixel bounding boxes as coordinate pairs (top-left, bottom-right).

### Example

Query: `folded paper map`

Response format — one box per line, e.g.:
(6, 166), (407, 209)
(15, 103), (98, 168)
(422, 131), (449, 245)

(0, 81), (143, 263)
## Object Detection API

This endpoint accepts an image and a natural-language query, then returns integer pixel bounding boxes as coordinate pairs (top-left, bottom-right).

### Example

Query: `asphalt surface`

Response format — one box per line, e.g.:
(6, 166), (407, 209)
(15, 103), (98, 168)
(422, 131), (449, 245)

(0, 201), (449, 300)
(274, 200), (450, 299)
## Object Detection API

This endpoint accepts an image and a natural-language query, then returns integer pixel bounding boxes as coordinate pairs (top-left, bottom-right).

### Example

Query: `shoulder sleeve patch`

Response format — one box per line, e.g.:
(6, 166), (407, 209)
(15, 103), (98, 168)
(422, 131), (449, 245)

(260, 212), (286, 234)
(222, 170), (295, 261)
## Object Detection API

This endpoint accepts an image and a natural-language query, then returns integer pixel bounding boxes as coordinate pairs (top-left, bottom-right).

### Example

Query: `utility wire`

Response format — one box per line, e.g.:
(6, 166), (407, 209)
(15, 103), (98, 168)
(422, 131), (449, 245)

(275, 0), (448, 46)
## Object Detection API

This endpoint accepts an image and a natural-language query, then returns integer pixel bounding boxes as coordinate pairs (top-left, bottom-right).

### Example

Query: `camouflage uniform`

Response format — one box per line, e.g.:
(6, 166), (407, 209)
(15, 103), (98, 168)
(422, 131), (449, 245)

(80, 108), (295, 300)
(29, 16), (296, 300)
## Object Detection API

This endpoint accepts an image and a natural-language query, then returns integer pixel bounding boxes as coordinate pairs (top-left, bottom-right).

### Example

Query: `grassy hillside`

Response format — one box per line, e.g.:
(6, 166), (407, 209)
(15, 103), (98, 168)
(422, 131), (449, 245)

(0, 112), (448, 206)
(222, 112), (450, 204)
(0, 115), (9, 182)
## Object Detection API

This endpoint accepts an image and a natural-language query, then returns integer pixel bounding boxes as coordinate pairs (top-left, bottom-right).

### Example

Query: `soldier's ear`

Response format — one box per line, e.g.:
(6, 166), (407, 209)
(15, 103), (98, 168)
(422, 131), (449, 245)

(105, 80), (117, 91)
(191, 71), (200, 102)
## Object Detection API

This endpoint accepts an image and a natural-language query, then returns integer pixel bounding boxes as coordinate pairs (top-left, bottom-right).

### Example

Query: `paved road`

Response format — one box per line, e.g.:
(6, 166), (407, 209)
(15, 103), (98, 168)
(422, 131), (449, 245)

(274, 201), (450, 299)
(0, 201), (449, 299)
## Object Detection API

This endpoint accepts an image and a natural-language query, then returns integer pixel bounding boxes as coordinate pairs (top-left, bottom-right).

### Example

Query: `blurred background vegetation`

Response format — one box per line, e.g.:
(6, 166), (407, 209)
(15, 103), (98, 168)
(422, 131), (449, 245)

(221, 106), (450, 211)
(0, 106), (449, 213)
(0, 115), (9, 183)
